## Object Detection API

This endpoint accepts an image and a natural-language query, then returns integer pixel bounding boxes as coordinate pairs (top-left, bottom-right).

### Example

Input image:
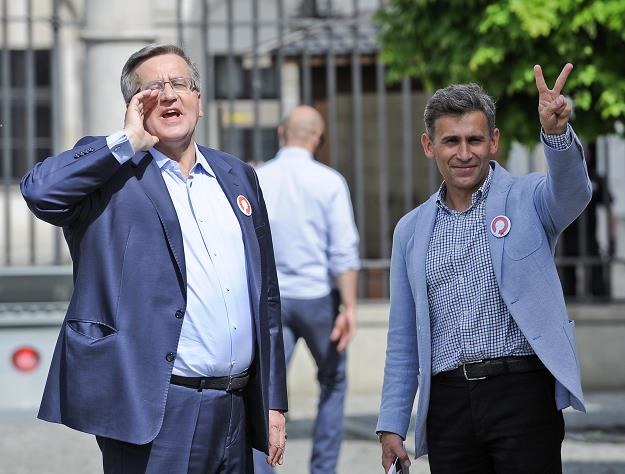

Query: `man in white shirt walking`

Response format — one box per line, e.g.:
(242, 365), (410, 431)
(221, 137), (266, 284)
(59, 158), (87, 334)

(253, 106), (360, 474)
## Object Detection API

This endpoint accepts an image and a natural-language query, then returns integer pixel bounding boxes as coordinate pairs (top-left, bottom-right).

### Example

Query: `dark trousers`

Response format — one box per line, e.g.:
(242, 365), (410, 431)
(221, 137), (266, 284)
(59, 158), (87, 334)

(426, 369), (564, 474)
(253, 293), (346, 474)
(96, 383), (252, 474)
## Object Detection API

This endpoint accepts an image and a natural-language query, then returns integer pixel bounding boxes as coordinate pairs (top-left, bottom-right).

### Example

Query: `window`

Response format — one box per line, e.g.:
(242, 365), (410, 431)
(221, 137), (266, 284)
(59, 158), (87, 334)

(0, 49), (53, 180)
(220, 127), (279, 163)
(214, 55), (279, 100)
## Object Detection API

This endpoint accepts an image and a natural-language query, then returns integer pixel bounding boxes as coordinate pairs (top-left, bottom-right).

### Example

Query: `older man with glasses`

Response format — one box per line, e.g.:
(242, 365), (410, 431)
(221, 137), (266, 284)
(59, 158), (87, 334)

(21, 43), (287, 474)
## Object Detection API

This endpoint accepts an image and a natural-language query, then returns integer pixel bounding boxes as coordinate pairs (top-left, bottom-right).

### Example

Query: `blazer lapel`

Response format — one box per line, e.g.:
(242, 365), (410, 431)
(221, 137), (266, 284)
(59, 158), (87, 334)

(484, 162), (514, 288)
(131, 151), (187, 289)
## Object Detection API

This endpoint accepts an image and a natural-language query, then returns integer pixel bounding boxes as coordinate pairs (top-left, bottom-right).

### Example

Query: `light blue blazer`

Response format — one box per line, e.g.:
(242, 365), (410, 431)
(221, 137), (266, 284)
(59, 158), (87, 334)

(376, 131), (592, 458)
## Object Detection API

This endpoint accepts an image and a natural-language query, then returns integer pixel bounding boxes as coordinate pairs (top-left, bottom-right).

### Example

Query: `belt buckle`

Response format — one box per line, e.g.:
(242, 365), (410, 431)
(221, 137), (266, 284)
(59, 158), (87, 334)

(462, 360), (487, 381)
(226, 375), (234, 392)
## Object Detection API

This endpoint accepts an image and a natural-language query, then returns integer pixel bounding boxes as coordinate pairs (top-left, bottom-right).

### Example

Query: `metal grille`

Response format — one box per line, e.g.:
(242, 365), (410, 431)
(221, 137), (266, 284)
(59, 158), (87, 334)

(1, 0), (623, 301)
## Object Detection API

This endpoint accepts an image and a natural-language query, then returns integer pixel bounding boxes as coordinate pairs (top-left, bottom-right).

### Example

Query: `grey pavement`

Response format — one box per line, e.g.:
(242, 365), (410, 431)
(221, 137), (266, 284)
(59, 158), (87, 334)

(1, 390), (625, 473)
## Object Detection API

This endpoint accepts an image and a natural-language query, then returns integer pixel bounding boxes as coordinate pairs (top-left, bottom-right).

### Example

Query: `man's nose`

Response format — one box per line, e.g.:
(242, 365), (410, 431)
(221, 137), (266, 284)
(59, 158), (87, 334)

(160, 82), (177, 100)
(457, 141), (471, 160)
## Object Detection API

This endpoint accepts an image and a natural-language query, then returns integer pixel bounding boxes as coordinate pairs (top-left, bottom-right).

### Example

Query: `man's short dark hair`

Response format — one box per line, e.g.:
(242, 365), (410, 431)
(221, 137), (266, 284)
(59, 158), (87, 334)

(424, 83), (496, 138)
(120, 43), (201, 105)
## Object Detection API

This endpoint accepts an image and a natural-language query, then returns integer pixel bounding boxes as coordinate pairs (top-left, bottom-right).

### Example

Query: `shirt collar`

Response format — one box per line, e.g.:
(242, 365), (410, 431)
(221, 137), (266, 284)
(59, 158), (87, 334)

(436, 161), (494, 213)
(150, 143), (215, 177)
(274, 146), (314, 162)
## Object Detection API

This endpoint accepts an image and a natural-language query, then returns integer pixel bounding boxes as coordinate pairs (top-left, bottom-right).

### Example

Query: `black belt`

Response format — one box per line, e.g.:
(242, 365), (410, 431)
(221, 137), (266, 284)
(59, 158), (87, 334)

(171, 370), (250, 391)
(436, 355), (545, 381)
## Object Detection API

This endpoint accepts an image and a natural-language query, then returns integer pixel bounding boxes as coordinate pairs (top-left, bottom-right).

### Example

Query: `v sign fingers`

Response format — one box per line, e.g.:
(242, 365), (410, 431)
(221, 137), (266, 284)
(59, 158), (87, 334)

(552, 63), (573, 96)
(534, 65), (549, 95)
(534, 63), (574, 134)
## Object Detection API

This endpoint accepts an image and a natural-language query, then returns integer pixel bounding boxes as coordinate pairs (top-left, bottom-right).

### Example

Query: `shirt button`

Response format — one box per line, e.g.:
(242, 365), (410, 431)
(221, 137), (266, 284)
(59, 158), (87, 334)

(455, 245), (461, 251)
(114, 146), (120, 152)
(458, 276), (464, 283)
(463, 311), (469, 317)
(175, 309), (185, 319)
(226, 288), (230, 292)
(165, 352), (176, 362)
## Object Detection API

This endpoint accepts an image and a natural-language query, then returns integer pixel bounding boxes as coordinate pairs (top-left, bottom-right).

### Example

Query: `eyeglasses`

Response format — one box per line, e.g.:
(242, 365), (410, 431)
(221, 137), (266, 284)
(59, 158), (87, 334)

(139, 77), (197, 94)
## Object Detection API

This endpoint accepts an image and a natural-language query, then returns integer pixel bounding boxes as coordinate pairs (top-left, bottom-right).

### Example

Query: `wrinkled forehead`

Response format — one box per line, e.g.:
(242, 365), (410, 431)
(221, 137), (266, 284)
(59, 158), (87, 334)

(432, 111), (491, 138)
(134, 53), (191, 82)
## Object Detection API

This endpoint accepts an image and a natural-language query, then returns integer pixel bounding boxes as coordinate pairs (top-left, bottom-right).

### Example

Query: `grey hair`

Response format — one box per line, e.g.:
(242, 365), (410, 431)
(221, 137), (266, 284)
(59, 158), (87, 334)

(120, 43), (201, 105)
(424, 83), (496, 138)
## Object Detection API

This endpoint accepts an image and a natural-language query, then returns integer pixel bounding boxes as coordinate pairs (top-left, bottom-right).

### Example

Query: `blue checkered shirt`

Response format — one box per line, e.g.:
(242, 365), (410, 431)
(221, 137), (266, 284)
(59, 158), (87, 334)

(427, 127), (572, 374)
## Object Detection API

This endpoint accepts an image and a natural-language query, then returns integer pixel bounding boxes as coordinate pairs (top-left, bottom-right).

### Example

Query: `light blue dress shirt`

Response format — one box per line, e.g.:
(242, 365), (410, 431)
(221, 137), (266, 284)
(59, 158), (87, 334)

(107, 133), (253, 377)
(256, 146), (360, 299)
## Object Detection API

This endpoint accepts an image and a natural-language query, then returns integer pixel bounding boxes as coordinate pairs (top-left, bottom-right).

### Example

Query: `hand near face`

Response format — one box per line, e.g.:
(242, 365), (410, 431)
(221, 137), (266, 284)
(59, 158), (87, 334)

(123, 89), (161, 152)
(534, 63), (573, 135)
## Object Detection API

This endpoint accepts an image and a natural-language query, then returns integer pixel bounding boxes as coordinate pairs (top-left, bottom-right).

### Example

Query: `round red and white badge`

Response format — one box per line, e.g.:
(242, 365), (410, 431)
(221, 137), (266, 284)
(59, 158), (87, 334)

(237, 195), (252, 216)
(490, 215), (511, 237)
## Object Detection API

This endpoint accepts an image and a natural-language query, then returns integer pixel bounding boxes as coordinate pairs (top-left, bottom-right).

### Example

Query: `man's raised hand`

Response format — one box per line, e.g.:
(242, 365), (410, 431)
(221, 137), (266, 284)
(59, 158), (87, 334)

(534, 63), (573, 135)
(123, 89), (160, 152)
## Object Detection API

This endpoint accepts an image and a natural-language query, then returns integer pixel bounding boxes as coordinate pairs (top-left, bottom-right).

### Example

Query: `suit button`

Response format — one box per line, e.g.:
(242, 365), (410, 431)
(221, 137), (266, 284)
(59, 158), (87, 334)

(175, 309), (185, 319)
(165, 352), (176, 362)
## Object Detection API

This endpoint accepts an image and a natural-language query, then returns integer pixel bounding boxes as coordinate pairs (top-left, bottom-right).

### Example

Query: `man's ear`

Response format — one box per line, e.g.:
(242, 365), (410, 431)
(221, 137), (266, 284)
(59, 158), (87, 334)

(421, 132), (435, 160)
(490, 127), (500, 155)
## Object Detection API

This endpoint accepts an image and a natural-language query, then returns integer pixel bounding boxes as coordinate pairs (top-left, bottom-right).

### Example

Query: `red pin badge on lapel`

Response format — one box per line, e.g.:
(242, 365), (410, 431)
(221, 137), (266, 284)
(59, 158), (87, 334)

(490, 215), (511, 237)
(237, 195), (252, 216)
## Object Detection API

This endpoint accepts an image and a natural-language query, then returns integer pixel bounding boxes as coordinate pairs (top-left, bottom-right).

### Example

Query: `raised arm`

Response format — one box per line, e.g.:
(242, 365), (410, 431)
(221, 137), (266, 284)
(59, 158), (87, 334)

(20, 90), (160, 227)
(532, 63), (592, 238)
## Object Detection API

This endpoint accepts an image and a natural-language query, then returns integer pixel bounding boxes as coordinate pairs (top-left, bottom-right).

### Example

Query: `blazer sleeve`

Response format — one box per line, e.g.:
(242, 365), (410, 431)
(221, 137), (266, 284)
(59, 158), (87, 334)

(20, 136), (122, 228)
(252, 167), (288, 411)
(376, 218), (420, 438)
(534, 128), (592, 238)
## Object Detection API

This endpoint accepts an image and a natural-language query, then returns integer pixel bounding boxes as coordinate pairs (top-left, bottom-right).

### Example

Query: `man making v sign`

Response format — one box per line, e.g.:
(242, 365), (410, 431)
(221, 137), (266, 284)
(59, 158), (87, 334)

(377, 64), (591, 474)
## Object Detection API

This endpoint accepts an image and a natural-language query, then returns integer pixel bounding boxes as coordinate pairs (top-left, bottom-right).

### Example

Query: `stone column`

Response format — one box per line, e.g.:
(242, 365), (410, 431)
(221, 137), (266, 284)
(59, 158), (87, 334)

(82, 0), (156, 135)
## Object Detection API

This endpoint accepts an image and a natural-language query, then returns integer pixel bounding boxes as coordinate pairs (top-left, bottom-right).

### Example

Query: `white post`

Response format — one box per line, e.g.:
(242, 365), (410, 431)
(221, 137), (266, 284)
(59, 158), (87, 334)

(81, 0), (156, 135)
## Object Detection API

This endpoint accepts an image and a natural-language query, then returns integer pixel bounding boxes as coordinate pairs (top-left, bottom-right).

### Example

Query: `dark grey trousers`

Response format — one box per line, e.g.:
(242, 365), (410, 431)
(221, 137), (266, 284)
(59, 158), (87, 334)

(254, 293), (347, 474)
(97, 383), (252, 473)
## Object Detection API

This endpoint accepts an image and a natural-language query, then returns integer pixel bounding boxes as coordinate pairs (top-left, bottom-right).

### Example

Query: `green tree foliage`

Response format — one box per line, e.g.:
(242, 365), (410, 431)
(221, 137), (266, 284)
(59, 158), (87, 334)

(375, 0), (625, 152)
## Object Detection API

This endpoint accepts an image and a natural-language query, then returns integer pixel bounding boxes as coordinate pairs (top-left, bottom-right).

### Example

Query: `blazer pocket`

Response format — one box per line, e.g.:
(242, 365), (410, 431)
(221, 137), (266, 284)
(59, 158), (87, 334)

(503, 222), (543, 260)
(66, 319), (117, 341)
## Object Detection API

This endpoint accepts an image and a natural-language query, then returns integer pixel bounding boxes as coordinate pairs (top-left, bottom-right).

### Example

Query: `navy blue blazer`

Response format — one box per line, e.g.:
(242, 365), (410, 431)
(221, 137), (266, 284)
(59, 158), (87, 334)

(21, 136), (288, 451)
